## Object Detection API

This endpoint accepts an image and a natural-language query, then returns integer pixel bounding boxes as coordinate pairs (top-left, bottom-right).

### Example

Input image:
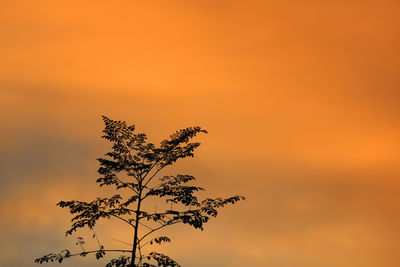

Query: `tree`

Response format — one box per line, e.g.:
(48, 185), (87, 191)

(35, 116), (245, 267)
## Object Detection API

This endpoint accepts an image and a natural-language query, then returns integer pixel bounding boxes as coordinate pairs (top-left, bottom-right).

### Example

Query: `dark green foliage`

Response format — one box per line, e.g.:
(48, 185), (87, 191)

(36, 116), (245, 266)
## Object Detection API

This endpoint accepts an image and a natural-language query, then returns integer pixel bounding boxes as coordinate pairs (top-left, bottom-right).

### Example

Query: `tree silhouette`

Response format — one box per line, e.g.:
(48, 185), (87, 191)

(36, 116), (245, 267)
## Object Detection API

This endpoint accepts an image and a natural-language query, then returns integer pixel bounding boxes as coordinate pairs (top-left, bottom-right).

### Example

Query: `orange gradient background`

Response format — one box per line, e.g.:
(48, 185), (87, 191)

(1, 1), (400, 266)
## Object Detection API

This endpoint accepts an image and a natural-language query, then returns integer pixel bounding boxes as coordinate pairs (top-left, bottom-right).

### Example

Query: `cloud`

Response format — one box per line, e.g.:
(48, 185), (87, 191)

(1, 1), (400, 266)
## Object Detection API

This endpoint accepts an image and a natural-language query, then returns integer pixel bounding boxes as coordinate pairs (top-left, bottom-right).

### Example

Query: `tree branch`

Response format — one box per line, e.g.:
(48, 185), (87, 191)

(139, 221), (180, 243)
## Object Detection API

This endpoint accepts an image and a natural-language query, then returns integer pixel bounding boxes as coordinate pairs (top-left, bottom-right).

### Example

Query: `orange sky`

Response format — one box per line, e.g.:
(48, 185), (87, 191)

(1, 1), (400, 266)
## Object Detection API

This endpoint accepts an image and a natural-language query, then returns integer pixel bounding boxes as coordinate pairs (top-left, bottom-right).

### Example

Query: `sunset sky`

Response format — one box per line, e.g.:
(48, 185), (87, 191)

(1, 1), (400, 266)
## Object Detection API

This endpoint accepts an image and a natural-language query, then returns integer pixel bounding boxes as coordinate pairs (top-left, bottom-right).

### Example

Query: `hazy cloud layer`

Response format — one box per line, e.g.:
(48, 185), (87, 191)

(1, 1), (399, 266)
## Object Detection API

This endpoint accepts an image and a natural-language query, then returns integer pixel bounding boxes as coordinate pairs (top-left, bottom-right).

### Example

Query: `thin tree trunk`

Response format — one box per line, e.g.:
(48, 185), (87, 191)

(130, 192), (142, 267)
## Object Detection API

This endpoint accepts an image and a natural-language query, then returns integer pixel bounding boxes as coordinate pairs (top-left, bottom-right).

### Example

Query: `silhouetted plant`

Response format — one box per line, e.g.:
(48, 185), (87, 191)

(36, 116), (245, 266)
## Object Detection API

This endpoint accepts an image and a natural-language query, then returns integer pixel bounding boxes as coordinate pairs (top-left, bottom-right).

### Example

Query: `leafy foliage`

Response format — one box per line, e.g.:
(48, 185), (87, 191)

(35, 250), (71, 264)
(145, 252), (180, 267)
(106, 256), (131, 267)
(36, 116), (245, 266)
